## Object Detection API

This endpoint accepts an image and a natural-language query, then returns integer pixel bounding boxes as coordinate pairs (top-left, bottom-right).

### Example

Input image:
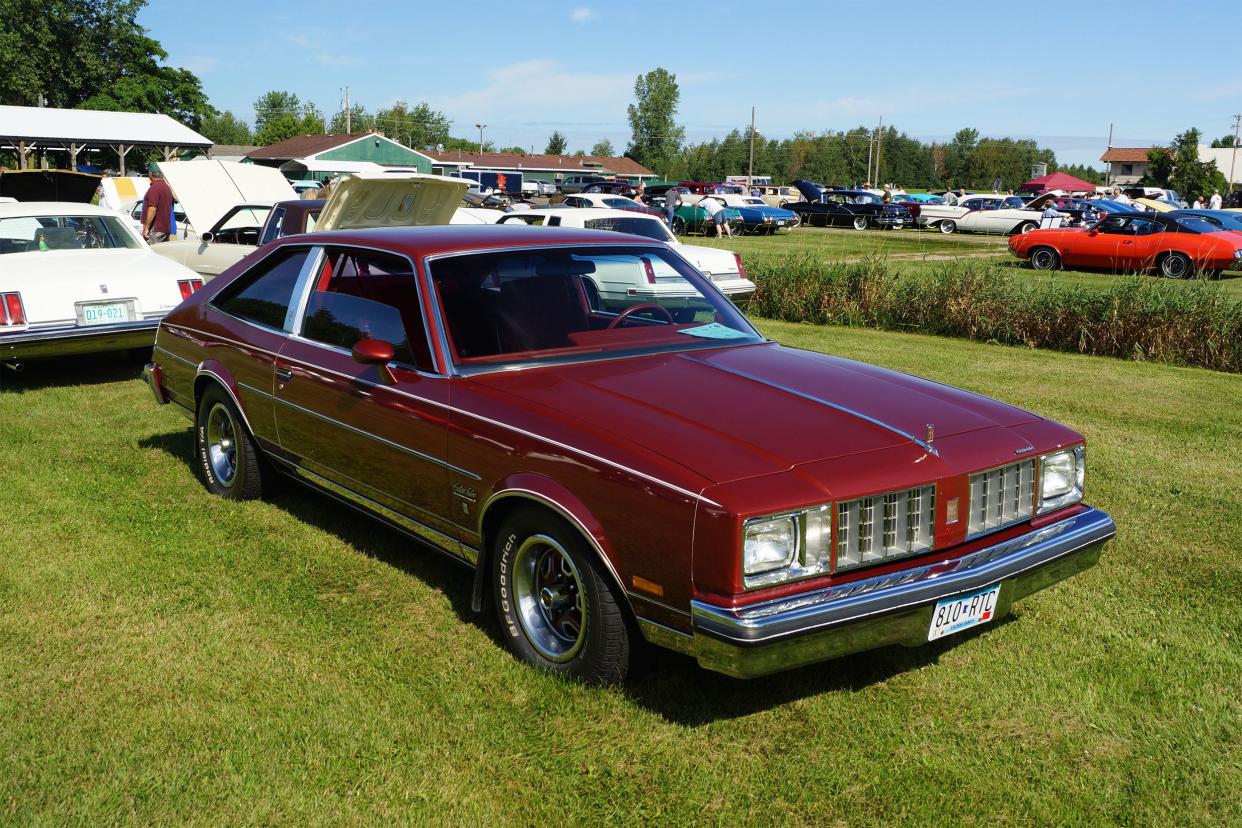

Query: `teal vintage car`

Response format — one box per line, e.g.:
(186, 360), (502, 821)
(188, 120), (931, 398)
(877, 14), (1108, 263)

(671, 199), (744, 235)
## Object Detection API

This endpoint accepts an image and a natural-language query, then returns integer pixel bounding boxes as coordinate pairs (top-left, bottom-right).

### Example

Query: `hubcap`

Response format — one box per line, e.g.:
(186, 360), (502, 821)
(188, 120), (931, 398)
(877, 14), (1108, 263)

(1164, 256), (1187, 278)
(205, 403), (238, 487)
(513, 534), (587, 662)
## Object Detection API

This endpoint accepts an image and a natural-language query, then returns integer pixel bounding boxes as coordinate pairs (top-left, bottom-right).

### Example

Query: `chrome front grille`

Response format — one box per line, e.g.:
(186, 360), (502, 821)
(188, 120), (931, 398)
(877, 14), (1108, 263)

(967, 459), (1035, 537)
(836, 484), (935, 571)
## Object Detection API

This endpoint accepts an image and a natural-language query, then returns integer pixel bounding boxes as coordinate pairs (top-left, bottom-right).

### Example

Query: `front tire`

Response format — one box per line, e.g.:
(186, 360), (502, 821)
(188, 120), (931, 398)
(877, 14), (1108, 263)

(852, 216), (868, 230)
(1158, 251), (1193, 279)
(939, 220), (957, 234)
(195, 385), (265, 500)
(492, 508), (630, 684)
(1029, 246), (1061, 271)
(671, 216), (686, 235)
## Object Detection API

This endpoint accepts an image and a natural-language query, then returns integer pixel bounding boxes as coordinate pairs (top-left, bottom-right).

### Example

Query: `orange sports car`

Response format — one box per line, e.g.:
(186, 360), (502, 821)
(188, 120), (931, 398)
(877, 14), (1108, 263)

(1009, 212), (1242, 278)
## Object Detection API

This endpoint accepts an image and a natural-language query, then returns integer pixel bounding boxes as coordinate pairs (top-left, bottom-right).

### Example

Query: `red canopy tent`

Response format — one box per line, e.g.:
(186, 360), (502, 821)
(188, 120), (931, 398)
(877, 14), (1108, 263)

(1019, 171), (1098, 194)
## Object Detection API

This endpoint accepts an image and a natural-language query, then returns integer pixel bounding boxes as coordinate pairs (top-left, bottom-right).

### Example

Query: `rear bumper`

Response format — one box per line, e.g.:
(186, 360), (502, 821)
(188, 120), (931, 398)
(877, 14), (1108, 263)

(0, 319), (158, 360)
(644, 506), (1115, 678)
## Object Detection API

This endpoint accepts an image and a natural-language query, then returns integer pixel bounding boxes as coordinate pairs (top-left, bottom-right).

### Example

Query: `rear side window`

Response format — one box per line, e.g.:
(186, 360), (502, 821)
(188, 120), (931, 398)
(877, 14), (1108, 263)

(259, 206), (286, 245)
(212, 247), (311, 330)
(299, 247), (432, 371)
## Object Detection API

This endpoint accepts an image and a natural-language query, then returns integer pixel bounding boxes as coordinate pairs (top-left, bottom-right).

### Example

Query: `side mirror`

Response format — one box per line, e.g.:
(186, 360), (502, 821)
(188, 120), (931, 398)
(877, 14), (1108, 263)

(199, 231), (214, 244)
(351, 338), (397, 384)
(1087, 229), (1099, 237)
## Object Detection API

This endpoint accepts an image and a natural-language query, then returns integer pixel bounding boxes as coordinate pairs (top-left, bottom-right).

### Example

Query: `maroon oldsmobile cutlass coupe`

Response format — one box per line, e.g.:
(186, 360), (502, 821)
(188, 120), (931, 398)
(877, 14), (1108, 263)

(144, 224), (1115, 683)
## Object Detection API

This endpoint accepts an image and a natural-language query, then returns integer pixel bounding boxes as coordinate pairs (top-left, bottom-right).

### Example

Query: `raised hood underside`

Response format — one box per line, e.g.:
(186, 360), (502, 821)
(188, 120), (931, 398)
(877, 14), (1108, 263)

(157, 160), (295, 235)
(316, 173), (468, 231)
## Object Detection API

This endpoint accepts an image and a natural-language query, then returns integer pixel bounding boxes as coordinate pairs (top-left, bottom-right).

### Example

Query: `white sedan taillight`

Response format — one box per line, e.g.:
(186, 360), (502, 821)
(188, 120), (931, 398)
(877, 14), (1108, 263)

(177, 279), (204, 300)
(1, 292), (26, 327)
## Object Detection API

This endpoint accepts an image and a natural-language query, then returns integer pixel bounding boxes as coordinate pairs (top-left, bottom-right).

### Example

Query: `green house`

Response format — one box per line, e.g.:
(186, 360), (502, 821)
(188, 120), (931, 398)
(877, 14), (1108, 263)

(244, 133), (437, 182)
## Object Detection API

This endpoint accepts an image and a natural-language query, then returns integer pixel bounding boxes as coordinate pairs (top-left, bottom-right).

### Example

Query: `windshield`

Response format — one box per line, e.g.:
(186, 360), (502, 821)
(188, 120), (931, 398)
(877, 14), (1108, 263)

(430, 245), (761, 371)
(582, 216), (673, 241)
(602, 197), (638, 209)
(0, 214), (141, 254)
(742, 198), (766, 206)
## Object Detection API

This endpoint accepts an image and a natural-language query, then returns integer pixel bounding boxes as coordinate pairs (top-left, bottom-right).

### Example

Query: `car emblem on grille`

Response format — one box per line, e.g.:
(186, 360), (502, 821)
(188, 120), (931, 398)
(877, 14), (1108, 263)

(99, 284), (108, 294)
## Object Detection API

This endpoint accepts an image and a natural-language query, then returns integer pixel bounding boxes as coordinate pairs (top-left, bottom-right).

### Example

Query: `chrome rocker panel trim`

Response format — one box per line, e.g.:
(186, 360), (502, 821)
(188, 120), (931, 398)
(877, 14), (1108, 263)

(683, 506), (1115, 678)
(0, 319), (158, 360)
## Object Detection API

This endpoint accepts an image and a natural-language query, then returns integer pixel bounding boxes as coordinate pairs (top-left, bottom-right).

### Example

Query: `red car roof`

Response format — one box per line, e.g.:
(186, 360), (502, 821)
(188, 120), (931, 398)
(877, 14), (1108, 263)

(273, 224), (660, 259)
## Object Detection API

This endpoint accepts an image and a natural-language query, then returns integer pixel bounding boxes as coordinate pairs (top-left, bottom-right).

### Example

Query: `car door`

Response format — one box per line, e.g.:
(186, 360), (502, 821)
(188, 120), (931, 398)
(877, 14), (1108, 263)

(1071, 215), (1129, 268)
(1118, 217), (1164, 269)
(272, 245), (460, 542)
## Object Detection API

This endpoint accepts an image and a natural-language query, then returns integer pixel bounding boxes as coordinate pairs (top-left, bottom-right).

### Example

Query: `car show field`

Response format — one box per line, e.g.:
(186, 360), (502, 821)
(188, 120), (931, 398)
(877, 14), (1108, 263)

(0, 323), (1237, 825)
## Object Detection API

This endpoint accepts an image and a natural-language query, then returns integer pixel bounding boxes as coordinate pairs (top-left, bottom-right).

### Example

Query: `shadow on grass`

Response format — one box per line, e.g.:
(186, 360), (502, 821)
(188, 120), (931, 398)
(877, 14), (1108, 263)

(0, 350), (147, 392)
(139, 425), (1016, 723)
(624, 616), (1017, 726)
(138, 427), (496, 642)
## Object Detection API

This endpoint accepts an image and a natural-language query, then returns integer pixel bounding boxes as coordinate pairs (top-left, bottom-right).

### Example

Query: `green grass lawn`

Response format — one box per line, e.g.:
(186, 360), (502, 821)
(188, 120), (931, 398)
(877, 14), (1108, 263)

(690, 226), (1242, 300)
(1, 328), (1239, 825)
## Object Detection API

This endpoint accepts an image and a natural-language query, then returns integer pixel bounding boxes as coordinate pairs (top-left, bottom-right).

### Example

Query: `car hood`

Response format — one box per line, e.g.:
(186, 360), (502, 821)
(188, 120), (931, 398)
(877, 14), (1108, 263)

(469, 343), (1040, 485)
(792, 179), (823, 202)
(158, 161), (295, 236)
(316, 173), (468, 230)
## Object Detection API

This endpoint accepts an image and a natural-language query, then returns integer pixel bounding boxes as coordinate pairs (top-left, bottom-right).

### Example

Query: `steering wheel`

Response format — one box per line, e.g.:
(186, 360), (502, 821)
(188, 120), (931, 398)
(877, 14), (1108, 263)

(76, 223), (103, 248)
(607, 303), (674, 330)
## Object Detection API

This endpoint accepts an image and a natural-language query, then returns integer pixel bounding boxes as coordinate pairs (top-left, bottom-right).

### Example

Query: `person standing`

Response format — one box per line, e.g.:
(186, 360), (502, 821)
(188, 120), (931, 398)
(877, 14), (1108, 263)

(141, 163), (174, 244)
(664, 187), (681, 229)
(1192, 195), (1206, 210)
(881, 184), (892, 204)
(1209, 189), (1223, 209)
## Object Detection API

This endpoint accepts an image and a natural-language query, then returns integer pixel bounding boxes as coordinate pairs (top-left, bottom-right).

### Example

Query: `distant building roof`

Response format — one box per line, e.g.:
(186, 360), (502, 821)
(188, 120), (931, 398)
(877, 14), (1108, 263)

(0, 104), (211, 148)
(246, 133), (375, 160)
(1100, 147), (1157, 163)
(425, 150), (655, 177)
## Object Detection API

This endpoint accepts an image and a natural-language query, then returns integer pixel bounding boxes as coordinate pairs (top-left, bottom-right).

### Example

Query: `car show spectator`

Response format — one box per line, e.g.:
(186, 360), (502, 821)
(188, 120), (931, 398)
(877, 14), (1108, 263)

(1209, 190), (1223, 209)
(664, 187), (682, 228)
(881, 184), (892, 204)
(140, 163), (174, 244)
(1192, 195), (1206, 209)
(699, 195), (731, 237)
(1039, 201), (1063, 229)
(1113, 189), (1132, 205)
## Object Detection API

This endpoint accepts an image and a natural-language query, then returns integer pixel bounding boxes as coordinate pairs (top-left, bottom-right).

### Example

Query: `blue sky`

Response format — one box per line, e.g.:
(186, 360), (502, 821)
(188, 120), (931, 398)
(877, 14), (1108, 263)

(140, 0), (1242, 167)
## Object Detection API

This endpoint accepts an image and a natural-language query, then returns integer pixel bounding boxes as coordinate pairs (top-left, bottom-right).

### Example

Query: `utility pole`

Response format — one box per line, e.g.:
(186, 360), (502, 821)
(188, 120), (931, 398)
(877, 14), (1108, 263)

(747, 106), (755, 187)
(873, 115), (883, 186)
(475, 123), (487, 156)
(343, 85), (351, 133)
(1230, 114), (1241, 193)
(1106, 122), (1113, 186)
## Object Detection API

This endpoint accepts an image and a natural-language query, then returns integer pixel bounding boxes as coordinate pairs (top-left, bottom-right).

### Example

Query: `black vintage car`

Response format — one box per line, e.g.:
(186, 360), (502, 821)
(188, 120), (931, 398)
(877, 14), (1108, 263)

(785, 180), (914, 229)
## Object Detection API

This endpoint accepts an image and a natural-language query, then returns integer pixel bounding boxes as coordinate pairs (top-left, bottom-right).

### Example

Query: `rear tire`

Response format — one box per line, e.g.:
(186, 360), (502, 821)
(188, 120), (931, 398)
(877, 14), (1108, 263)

(939, 220), (957, 234)
(1029, 247), (1061, 271)
(492, 507), (630, 684)
(1016, 221), (1037, 234)
(195, 385), (265, 500)
(1158, 251), (1193, 279)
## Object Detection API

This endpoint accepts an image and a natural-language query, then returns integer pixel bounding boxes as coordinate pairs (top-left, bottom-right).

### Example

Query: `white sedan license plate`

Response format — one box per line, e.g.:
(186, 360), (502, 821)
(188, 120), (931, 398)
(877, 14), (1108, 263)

(927, 583), (1001, 641)
(81, 302), (130, 325)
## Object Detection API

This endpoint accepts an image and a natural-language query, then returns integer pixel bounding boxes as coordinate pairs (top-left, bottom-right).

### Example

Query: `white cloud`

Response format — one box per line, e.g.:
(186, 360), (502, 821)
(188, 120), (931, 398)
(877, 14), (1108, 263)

(428, 60), (631, 124)
(182, 56), (219, 75)
(571, 7), (595, 22)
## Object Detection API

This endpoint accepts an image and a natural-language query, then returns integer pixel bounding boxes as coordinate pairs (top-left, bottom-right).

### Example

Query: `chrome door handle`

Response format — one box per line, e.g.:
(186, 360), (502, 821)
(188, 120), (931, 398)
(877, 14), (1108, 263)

(276, 368), (293, 382)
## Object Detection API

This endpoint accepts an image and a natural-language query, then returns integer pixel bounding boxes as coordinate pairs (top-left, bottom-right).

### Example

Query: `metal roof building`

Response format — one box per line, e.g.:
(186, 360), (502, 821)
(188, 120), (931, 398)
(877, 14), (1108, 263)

(0, 105), (212, 175)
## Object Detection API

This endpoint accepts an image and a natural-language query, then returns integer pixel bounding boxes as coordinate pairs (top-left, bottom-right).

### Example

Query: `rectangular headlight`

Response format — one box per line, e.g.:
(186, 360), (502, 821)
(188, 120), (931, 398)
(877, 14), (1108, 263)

(742, 506), (833, 589)
(1038, 446), (1085, 514)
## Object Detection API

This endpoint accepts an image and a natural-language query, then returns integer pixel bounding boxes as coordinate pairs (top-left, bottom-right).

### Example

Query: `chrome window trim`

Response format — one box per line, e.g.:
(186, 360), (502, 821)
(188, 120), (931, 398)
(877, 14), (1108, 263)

(418, 241), (764, 378)
(284, 246), (326, 334)
(206, 244), (316, 333)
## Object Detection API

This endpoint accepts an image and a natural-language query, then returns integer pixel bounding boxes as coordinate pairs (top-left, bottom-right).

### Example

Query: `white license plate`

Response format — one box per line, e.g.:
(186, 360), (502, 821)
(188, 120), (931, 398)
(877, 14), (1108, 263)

(81, 302), (130, 325)
(927, 583), (1001, 641)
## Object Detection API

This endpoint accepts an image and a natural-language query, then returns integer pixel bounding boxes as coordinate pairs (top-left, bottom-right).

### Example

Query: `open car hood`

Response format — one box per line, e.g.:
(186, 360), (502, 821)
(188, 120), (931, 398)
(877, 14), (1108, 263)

(792, 179), (824, 203)
(157, 161), (295, 235)
(316, 173), (468, 231)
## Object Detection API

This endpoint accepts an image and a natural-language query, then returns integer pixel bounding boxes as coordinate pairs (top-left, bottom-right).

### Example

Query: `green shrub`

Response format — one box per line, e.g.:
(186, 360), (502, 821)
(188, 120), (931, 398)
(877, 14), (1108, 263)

(743, 253), (1242, 373)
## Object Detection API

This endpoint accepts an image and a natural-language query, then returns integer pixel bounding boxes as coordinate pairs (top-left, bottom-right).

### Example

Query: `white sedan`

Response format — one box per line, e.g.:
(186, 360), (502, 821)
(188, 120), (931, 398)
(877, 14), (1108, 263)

(0, 202), (203, 366)
(917, 193), (1048, 235)
(496, 207), (755, 302)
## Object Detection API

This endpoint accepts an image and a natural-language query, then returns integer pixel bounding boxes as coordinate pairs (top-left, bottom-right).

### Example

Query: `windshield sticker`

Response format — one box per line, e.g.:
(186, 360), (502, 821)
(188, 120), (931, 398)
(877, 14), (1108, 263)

(678, 323), (751, 340)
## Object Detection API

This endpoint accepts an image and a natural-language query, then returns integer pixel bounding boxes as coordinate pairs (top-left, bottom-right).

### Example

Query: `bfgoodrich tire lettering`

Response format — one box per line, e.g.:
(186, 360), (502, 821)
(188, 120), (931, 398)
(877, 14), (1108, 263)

(195, 384), (265, 500)
(492, 507), (630, 684)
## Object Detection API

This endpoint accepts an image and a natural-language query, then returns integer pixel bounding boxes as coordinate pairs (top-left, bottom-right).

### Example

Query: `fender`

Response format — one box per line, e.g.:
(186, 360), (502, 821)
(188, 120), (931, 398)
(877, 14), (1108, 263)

(471, 472), (622, 613)
(193, 359), (257, 437)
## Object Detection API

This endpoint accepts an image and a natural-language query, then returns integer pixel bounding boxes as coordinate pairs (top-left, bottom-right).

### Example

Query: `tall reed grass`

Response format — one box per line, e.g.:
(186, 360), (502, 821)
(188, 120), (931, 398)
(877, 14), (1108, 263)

(743, 253), (1242, 373)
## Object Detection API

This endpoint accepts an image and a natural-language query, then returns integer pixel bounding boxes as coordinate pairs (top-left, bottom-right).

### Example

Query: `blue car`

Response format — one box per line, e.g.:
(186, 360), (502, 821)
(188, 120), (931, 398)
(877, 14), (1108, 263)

(906, 193), (946, 204)
(1168, 209), (1242, 233)
(712, 194), (801, 234)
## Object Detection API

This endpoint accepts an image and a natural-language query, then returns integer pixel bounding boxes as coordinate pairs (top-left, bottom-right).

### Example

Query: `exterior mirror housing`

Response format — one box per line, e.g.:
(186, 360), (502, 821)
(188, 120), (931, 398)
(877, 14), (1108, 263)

(199, 231), (214, 243)
(351, 338), (397, 383)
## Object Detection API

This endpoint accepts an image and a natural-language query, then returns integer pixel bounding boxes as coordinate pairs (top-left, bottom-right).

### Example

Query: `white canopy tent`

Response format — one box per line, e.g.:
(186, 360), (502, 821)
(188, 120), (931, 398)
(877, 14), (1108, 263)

(0, 105), (212, 175)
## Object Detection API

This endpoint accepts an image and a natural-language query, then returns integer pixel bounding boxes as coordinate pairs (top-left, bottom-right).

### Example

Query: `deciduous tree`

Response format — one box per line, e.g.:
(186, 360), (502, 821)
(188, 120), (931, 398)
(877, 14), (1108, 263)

(590, 138), (615, 157)
(200, 110), (252, 145)
(626, 68), (684, 170)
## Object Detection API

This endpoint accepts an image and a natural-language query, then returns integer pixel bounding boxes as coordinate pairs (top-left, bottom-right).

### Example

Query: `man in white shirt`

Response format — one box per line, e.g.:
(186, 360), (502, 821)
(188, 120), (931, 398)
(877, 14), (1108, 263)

(1113, 188), (1132, 205)
(1209, 190), (1223, 209)
(699, 195), (731, 237)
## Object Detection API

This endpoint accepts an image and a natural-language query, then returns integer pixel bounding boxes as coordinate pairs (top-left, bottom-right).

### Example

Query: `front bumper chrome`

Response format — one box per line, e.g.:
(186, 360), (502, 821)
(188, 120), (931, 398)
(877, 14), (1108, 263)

(649, 507), (1115, 678)
(0, 319), (158, 360)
